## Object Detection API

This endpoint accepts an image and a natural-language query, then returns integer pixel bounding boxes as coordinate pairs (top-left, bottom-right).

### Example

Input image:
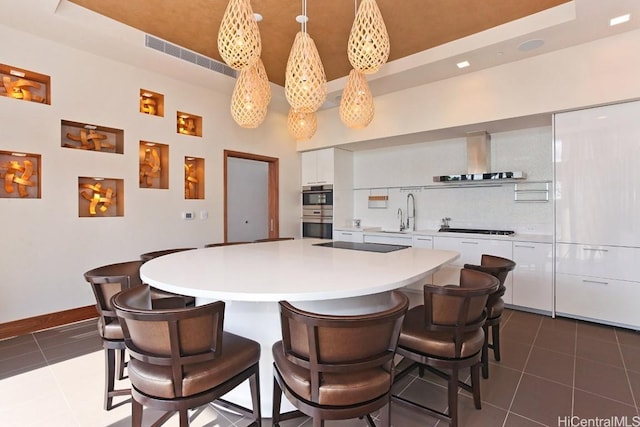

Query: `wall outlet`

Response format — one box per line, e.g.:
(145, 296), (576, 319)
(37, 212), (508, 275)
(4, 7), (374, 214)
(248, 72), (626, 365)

(182, 211), (195, 220)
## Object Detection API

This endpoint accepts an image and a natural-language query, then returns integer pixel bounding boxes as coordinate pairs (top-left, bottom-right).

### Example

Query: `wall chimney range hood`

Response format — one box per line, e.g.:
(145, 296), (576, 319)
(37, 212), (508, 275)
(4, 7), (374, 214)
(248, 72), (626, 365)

(433, 131), (526, 182)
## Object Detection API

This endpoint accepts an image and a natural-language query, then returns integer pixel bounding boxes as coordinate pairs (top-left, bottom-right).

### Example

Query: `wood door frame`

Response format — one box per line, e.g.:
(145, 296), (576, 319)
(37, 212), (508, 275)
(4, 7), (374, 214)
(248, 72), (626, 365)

(223, 150), (279, 242)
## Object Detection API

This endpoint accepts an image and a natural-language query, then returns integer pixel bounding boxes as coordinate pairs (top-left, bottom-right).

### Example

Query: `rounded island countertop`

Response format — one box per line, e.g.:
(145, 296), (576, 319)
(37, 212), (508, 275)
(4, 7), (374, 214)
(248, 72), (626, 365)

(140, 238), (459, 302)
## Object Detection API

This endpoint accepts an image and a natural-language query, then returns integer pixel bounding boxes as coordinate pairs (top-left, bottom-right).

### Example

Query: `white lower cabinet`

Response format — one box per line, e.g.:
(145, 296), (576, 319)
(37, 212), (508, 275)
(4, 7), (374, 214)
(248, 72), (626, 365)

(556, 274), (640, 327)
(432, 236), (512, 288)
(511, 242), (553, 312)
(555, 243), (640, 328)
(333, 229), (364, 243)
(412, 235), (434, 248)
(363, 233), (413, 246)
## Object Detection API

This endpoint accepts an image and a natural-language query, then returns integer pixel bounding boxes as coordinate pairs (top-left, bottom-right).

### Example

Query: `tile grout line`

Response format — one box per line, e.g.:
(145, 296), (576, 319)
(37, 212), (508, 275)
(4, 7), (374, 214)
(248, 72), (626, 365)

(615, 329), (640, 417)
(32, 330), (85, 426)
(571, 319), (577, 420)
(501, 316), (543, 427)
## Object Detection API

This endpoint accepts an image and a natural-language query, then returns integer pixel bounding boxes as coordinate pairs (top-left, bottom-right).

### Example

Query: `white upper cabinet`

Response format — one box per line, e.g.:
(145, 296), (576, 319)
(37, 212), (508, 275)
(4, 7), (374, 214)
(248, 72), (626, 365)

(301, 149), (334, 186)
(554, 101), (640, 247)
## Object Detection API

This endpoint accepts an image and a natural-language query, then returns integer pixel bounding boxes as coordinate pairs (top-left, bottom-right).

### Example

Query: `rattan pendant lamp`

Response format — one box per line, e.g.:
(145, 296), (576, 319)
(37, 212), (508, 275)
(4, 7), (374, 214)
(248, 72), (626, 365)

(285, 0), (327, 114)
(230, 58), (271, 128)
(287, 108), (318, 141)
(218, 0), (262, 70)
(348, 0), (390, 74)
(339, 69), (374, 129)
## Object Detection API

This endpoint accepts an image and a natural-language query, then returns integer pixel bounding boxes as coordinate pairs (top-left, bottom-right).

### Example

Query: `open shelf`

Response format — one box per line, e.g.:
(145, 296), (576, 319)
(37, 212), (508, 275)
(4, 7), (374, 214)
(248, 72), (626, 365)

(0, 63), (50, 105)
(61, 120), (124, 153)
(184, 156), (204, 199)
(139, 89), (164, 116)
(139, 141), (169, 189)
(78, 177), (124, 217)
(177, 111), (202, 137)
(0, 150), (41, 198)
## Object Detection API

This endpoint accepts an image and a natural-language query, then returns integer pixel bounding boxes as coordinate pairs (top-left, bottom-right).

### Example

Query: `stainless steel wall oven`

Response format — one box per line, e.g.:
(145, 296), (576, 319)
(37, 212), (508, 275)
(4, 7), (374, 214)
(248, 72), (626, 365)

(302, 185), (333, 239)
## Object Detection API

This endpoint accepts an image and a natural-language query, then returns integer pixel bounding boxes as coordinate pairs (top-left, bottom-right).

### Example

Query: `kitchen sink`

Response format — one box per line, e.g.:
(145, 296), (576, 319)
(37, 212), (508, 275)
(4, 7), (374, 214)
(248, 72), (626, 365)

(379, 229), (411, 234)
(438, 227), (515, 236)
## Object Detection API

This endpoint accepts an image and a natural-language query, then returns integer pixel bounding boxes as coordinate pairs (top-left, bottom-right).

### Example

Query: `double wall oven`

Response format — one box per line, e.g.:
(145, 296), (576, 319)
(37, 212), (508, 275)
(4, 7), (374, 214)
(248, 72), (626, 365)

(301, 184), (333, 239)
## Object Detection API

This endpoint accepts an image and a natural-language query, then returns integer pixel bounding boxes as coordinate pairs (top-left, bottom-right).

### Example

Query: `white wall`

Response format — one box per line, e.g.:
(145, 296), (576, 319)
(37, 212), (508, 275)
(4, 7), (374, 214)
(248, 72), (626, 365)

(0, 24), (298, 323)
(351, 127), (553, 233)
(303, 29), (640, 150)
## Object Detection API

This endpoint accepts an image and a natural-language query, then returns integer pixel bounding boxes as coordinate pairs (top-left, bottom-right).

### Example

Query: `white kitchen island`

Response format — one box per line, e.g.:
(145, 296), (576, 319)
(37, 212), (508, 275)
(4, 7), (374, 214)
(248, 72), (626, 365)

(140, 238), (459, 415)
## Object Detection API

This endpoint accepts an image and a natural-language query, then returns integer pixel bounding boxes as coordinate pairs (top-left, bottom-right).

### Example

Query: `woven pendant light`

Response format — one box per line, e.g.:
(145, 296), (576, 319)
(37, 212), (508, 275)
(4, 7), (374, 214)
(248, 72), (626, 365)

(287, 108), (317, 141)
(218, 0), (262, 70)
(285, 0), (327, 113)
(340, 69), (374, 129)
(285, 31), (327, 113)
(254, 57), (271, 105)
(348, 0), (390, 74)
(230, 59), (268, 128)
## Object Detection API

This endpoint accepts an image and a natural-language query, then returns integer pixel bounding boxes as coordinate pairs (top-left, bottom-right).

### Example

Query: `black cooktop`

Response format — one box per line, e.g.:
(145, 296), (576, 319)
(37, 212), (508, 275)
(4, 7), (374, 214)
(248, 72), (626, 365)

(438, 227), (515, 236)
(313, 241), (409, 253)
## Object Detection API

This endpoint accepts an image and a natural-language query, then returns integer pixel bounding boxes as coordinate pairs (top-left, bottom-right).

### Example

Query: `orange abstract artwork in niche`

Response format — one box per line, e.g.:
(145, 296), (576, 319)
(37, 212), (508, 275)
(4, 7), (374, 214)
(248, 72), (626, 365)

(79, 182), (116, 215)
(140, 148), (161, 187)
(1, 159), (35, 197)
(184, 162), (198, 199)
(64, 128), (114, 151)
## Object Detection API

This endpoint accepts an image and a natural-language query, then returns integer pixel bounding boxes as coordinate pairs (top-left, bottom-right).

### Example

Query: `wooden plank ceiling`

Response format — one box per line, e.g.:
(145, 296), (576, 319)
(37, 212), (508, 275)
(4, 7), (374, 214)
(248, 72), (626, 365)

(69, 0), (569, 86)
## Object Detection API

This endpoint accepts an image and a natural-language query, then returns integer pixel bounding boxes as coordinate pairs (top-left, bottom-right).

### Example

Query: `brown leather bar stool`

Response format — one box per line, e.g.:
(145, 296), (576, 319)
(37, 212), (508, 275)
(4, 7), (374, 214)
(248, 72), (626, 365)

(464, 254), (516, 379)
(272, 291), (409, 427)
(392, 269), (499, 427)
(84, 260), (196, 410)
(113, 285), (261, 427)
(204, 241), (251, 247)
(254, 237), (294, 242)
(139, 247), (195, 262)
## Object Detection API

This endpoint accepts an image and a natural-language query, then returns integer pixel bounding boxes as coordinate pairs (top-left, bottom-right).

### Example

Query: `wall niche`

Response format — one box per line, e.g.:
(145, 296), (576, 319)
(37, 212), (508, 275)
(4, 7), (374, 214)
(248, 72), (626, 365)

(139, 141), (169, 189)
(177, 111), (202, 137)
(62, 120), (124, 154)
(184, 156), (204, 199)
(139, 89), (164, 116)
(0, 150), (41, 198)
(0, 63), (50, 105)
(78, 177), (124, 217)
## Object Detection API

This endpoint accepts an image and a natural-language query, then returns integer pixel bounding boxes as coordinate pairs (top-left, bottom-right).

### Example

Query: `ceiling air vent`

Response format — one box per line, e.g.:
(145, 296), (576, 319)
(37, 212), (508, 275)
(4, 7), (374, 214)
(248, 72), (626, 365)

(144, 35), (237, 78)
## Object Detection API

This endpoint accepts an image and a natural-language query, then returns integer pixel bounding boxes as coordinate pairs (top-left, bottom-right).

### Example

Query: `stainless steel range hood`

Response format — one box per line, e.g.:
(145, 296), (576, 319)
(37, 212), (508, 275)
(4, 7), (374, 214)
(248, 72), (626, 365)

(433, 131), (526, 182)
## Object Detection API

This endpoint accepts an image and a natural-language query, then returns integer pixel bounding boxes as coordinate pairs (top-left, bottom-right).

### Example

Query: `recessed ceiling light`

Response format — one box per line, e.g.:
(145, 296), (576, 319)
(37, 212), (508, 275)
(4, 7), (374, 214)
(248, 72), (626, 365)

(610, 14), (630, 26)
(456, 61), (470, 69)
(296, 15), (308, 24)
(518, 39), (544, 52)
(254, 13), (263, 22)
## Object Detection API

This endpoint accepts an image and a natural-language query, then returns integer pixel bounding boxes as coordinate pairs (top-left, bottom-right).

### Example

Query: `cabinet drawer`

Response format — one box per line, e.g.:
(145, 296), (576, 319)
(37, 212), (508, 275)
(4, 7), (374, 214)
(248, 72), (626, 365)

(333, 230), (363, 243)
(433, 236), (512, 266)
(363, 234), (412, 246)
(556, 273), (640, 328)
(412, 235), (433, 248)
(555, 243), (640, 281)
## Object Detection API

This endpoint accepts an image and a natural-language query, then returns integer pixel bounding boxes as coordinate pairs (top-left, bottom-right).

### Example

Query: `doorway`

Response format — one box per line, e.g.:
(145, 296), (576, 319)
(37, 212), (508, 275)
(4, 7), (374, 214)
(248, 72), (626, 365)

(224, 150), (279, 242)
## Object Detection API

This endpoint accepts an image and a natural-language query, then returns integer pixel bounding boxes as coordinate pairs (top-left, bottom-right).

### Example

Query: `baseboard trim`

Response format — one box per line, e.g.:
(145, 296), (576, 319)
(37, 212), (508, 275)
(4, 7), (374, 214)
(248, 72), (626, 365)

(0, 305), (98, 340)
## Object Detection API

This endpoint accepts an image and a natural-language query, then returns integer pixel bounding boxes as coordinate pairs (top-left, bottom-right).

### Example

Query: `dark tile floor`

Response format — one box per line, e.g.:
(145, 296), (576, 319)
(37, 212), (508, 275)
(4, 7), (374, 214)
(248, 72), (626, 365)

(1, 308), (639, 426)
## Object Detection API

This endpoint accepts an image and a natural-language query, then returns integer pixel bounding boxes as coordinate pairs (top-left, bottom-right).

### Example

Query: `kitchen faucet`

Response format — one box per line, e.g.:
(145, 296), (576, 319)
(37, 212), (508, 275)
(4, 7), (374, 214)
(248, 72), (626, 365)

(397, 208), (405, 231)
(406, 193), (415, 231)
